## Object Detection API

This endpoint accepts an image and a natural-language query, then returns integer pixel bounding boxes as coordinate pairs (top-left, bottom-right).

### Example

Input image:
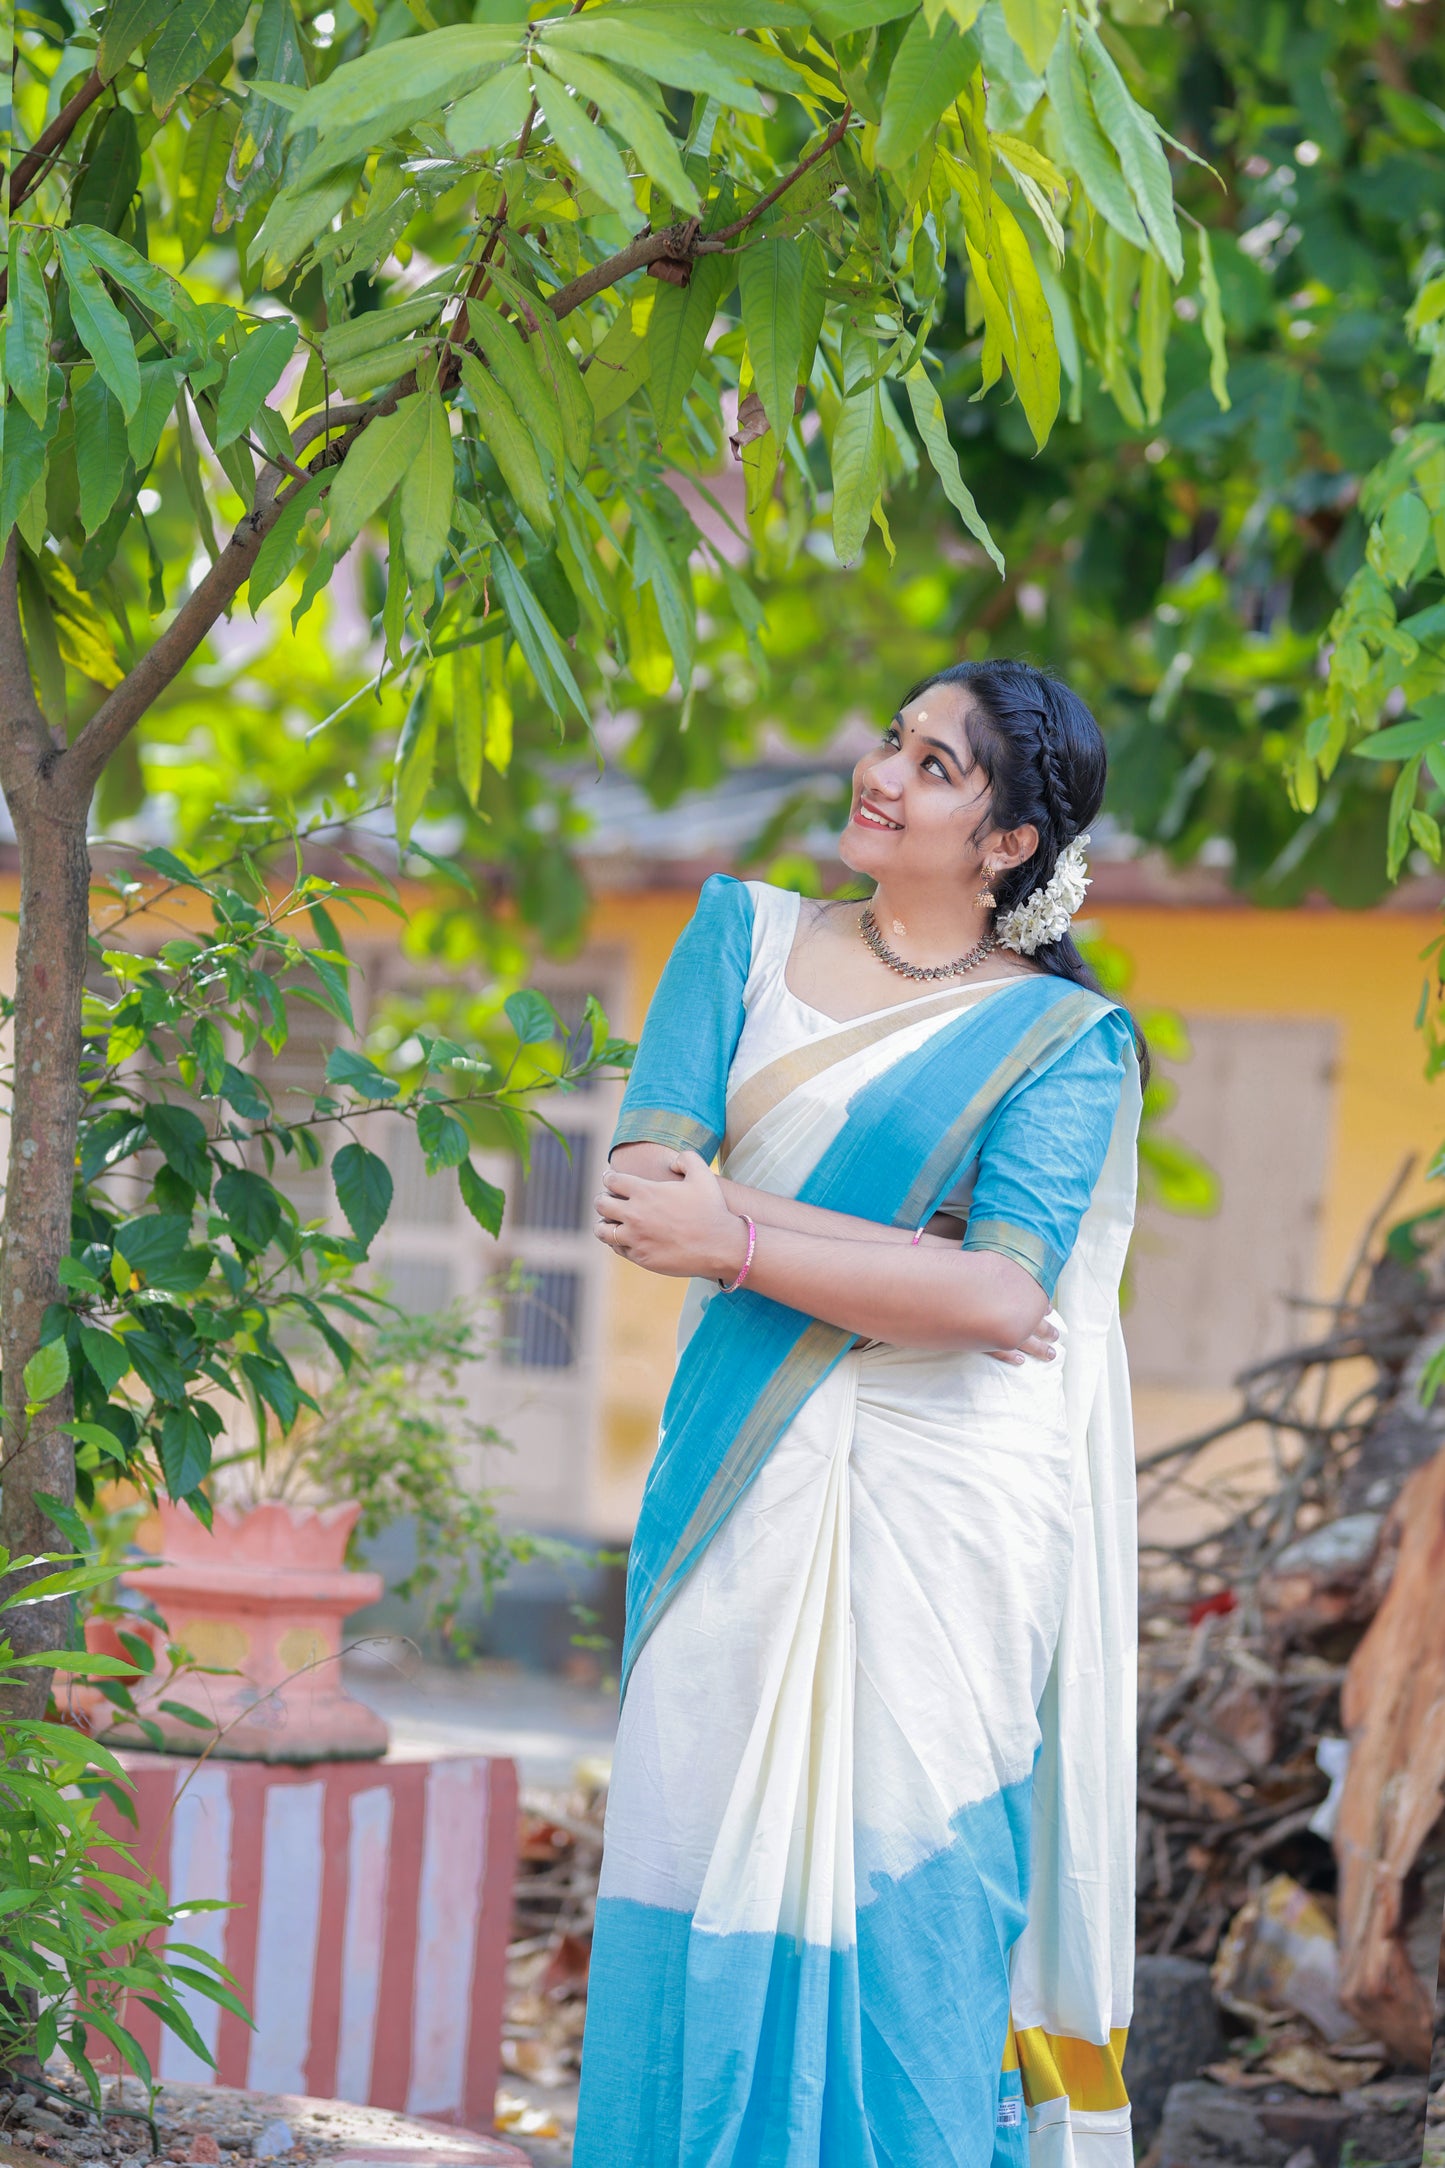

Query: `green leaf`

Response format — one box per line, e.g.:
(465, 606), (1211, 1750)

(70, 229), (210, 357)
(253, 167), (350, 288)
(903, 363), (1004, 573)
(55, 232), (141, 420)
(74, 373), (131, 536)
(248, 470), (328, 612)
(98, 0), (176, 77)
(320, 293), (441, 367)
(739, 237), (804, 445)
(504, 277), (592, 473)
(78, 1325), (131, 1393)
(538, 49), (698, 216)
(489, 546), (589, 723)
(399, 394), (455, 587)
(446, 64), (532, 155)
(506, 988), (560, 1045)
(1043, 35), (1146, 250)
(797, 233), (828, 390)
(454, 645), (484, 804)
(533, 70), (641, 229)
(326, 395), (432, 558)
(1353, 699), (1445, 761)
(1138, 249), (1170, 426)
(325, 1046), (400, 1100)
(875, 14), (982, 168)
(7, 234), (53, 429)
(14, 1649), (140, 1675)
(1370, 492), (1431, 588)
(392, 684), (437, 849)
(144, 1102), (212, 1195)
(216, 319), (299, 449)
(1001, 0), (1062, 74)
(646, 253), (730, 439)
(416, 1102), (470, 1172)
(23, 1339), (71, 1409)
(293, 23), (520, 139)
(458, 1157), (505, 1237)
(146, 0), (251, 112)
(830, 384), (885, 564)
(1195, 226), (1231, 414)
(543, 12), (795, 109)
(991, 196), (1060, 449)
(810, 0), (914, 30)
(332, 1141), (393, 1250)
(71, 106), (142, 235)
(159, 1408), (212, 1501)
(176, 100), (241, 266)
(0, 408), (50, 553)
(214, 1166), (283, 1250)
(126, 358), (180, 470)
(474, 304), (564, 477)
(460, 354), (554, 537)
(1078, 28), (1181, 279)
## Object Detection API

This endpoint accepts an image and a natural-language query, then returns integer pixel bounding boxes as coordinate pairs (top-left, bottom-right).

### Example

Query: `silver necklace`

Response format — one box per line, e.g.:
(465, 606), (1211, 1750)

(858, 906), (998, 982)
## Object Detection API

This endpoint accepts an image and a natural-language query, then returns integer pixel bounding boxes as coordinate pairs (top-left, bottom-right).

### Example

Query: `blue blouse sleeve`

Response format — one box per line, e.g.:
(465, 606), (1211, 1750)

(610, 874), (755, 1162)
(961, 1007), (1133, 1299)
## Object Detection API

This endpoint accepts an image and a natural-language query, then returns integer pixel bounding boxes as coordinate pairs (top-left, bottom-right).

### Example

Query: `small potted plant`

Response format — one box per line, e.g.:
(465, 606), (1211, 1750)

(86, 1303), (521, 1761)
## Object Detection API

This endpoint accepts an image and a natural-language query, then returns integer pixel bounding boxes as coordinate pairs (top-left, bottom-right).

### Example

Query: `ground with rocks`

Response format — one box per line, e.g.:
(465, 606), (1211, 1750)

(0, 2080), (524, 2168)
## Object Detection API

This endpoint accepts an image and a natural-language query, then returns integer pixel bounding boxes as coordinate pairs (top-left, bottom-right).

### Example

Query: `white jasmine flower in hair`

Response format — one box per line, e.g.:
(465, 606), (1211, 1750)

(995, 834), (1092, 955)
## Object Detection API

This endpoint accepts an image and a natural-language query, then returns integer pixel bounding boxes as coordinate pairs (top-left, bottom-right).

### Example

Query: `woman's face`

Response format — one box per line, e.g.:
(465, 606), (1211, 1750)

(840, 683), (1007, 891)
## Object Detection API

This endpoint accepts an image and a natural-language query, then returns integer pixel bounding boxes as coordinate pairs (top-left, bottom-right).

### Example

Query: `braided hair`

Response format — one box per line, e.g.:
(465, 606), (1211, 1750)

(901, 658), (1150, 1080)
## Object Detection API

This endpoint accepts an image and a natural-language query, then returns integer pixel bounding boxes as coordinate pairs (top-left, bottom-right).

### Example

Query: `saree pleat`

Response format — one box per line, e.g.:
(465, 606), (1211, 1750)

(577, 880), (1140, 2167)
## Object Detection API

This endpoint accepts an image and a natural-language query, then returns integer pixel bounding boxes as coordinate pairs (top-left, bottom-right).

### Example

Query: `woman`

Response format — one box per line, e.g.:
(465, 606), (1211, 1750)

(576, 660), (1142, 2168)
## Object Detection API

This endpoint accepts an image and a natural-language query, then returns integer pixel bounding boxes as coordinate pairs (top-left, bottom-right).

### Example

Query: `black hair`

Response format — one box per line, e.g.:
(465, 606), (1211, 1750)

(901, 657), (1149, 1083)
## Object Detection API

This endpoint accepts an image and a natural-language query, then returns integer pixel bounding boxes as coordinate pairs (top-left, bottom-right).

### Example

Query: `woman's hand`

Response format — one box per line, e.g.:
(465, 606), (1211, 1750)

(986, 1318), (1059, 1366)
(595, 1151), (749, 1282)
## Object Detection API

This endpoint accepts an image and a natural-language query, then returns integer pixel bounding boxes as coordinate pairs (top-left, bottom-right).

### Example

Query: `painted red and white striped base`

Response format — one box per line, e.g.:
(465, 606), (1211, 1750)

(98, 1752), (518, 2131)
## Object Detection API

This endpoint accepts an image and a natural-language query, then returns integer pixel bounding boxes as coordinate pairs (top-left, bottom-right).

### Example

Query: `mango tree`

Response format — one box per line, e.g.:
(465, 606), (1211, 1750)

(1, 0), (1209, 1677)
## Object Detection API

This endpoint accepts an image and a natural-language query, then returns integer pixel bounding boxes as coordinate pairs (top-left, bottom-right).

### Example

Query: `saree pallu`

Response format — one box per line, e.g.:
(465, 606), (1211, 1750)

(575, 878), (1141, 2168)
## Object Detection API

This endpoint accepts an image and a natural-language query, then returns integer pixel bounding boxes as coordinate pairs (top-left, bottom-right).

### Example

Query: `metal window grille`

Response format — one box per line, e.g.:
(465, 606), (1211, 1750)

(502, 1268), (582, 1370)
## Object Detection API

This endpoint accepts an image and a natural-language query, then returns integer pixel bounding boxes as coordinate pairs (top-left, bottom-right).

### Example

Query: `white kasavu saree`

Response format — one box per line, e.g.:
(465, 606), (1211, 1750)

(574, 877), (1142, 2168)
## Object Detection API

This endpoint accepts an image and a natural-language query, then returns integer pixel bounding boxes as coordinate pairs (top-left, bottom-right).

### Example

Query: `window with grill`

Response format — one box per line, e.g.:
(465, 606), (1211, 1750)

(500, 1127), (592, 1370)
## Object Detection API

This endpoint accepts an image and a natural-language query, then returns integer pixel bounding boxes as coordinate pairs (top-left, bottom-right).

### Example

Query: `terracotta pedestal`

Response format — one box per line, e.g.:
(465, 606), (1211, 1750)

(105, 1500), (389, 1762)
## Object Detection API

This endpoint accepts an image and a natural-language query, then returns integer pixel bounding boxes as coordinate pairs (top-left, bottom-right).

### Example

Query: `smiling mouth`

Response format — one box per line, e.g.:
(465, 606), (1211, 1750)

(854, 801), (903, 831)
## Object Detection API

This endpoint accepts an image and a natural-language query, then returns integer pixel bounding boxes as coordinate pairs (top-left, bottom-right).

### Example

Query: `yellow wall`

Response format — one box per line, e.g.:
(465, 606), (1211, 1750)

(586, 889), (1441, 1531)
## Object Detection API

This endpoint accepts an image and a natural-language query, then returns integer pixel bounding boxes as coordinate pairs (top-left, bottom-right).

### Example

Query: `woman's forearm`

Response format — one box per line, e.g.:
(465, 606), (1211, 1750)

(719, 1179), (955, 1249)
(719, 1220), (1047, 1351)
(608, 1144), (953, 1251)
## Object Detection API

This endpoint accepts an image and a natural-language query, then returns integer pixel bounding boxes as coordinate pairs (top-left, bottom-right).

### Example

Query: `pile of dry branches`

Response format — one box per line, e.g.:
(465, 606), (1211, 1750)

(1135, 1165), (1445, 2003)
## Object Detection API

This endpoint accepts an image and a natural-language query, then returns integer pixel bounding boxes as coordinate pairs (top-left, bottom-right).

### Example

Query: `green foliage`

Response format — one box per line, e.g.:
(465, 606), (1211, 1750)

(219, 1303), (523, 1648)
(0, 1552), (241, 2094)
(7, 0), (1203, 825)
(31, 833), (627, 1519)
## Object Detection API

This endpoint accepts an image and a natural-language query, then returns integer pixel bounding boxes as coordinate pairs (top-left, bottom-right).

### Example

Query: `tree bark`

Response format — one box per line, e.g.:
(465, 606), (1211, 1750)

(0, 543), (90, 1712)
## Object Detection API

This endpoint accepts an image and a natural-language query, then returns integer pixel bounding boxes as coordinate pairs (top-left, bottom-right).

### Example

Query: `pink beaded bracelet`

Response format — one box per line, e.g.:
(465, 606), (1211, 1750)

(720, 1213), (757, 1292)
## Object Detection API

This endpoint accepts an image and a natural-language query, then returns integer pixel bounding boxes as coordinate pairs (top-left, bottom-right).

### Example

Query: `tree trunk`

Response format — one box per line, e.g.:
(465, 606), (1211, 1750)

(0, 542), (91, 1711)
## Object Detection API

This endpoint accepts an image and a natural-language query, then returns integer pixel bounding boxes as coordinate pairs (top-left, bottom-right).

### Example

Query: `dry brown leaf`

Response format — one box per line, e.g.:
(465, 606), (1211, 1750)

(1262, 2041), (1383, 2094)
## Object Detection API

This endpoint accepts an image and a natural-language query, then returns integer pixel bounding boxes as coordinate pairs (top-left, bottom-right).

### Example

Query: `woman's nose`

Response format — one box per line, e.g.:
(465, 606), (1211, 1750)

(868, 755), (905, 796)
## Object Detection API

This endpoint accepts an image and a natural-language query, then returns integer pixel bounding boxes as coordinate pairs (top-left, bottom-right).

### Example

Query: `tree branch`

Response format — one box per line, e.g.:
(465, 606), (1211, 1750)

(61, 407), (363, 801)
(8, 66), (107, 213)
(545, 107), (852, 323)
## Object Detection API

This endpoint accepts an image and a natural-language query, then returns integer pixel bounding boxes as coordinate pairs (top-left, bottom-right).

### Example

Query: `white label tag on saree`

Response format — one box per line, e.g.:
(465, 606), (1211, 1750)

(997, 2099), (1023, 2128)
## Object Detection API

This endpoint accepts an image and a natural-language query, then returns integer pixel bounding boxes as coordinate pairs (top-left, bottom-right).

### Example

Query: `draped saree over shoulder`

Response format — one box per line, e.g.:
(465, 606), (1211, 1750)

(574, 877), (1142, 2168)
